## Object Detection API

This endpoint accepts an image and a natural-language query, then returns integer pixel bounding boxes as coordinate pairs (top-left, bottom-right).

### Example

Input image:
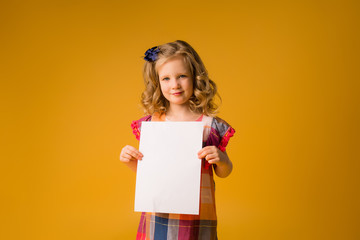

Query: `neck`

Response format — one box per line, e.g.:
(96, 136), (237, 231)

(166, 104), (201, 121)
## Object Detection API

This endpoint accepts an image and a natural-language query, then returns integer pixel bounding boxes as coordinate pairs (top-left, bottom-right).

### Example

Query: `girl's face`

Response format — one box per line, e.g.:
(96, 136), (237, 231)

(157, 56), (194, 108)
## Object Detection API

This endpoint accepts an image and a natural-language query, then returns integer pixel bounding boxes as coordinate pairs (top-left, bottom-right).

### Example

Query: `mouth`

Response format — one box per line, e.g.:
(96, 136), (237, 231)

(172, 91), (183, 96)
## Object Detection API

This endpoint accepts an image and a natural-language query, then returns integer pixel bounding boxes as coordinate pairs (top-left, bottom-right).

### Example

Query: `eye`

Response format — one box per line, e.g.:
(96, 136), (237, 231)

(179, 75), (187, 78)
(162, 77), (170, 81)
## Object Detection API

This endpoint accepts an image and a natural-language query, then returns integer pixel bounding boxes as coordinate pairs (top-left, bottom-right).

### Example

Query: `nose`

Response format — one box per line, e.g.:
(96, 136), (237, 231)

(170, 78), (180, 89)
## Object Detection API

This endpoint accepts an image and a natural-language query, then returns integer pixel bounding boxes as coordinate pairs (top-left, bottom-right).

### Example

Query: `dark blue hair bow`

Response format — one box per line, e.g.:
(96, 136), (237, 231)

(144, 46), (160, 62)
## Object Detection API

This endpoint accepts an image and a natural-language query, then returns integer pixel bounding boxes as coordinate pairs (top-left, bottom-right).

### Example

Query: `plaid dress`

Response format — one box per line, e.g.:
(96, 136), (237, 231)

(131, 112), (235, 240)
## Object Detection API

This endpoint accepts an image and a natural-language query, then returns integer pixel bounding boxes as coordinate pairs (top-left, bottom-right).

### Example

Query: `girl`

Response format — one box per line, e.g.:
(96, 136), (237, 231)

(120, 40), (235, 240)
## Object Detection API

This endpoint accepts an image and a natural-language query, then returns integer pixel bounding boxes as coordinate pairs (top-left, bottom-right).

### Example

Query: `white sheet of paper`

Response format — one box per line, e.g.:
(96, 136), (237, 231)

(134, 121), (203, 215)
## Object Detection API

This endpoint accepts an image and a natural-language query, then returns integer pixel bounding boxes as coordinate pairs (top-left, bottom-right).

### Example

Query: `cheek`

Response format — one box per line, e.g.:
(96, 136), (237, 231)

(159, 82), (168, 95)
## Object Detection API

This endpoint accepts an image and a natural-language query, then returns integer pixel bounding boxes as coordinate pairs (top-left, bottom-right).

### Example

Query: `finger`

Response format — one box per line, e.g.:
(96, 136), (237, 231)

(198, 150), (207, 159)
(120, 153), (132, 162)
(125, 145), (143, 157)
(198, 147), (209, 157)
(126, 148), (143, 160)
(128, 152), (140, 162)
(198, 146), (212, 155)
(208, 159), (219, 164)
(125, 145), (138, 152)
(205, 153), (217, 161)
(198, 148), (214, 159)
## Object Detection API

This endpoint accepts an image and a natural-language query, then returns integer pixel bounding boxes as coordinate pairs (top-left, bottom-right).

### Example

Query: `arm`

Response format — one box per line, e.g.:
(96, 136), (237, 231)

(198, 146), (233, 178)
(119, 145), (143, 172)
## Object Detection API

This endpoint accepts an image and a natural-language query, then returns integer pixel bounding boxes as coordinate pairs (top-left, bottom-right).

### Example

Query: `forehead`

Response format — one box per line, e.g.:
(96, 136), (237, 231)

(157, 55), (191, 76)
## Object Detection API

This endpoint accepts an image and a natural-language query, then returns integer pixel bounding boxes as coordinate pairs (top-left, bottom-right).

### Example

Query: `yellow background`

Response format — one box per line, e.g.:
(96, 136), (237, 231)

(1, 0), (359, 239)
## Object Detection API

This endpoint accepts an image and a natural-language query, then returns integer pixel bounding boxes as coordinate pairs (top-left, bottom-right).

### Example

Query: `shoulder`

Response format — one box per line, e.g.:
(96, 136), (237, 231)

(210, 116), (235, 151)
(131, 114), (152, 130)
(133, 115), (152, 124)
(211, 116), (234, 137)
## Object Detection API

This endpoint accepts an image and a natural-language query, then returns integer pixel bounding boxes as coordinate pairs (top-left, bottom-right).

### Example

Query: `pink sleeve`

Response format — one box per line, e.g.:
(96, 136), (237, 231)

(131, 120), (141, 141)
(218, 127), (235, 152)
(130, 115), (152, 141)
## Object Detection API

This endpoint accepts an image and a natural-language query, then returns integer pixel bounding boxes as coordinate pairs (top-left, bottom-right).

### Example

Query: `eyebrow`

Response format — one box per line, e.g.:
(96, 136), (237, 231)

(159, 72), (188, 78)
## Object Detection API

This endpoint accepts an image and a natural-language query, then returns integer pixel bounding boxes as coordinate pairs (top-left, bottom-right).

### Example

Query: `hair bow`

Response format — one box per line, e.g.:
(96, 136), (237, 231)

(144, 46), (160, 62)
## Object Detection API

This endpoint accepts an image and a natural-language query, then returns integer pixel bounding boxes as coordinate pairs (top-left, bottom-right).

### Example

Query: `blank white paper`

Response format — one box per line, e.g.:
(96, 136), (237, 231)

(134, 121), (203, 215)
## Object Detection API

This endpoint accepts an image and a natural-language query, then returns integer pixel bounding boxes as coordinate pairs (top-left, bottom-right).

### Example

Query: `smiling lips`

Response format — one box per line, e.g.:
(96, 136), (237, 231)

(172, 91), (183, 96)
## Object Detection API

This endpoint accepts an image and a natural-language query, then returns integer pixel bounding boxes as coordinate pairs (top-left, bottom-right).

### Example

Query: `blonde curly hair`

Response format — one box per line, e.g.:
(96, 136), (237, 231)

(141, 40), (220, 116)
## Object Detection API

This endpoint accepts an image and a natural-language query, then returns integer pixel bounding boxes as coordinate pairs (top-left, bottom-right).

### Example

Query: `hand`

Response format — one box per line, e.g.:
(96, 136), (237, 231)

(197, 146), (226, 166)
(120, 145), (143, 163)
